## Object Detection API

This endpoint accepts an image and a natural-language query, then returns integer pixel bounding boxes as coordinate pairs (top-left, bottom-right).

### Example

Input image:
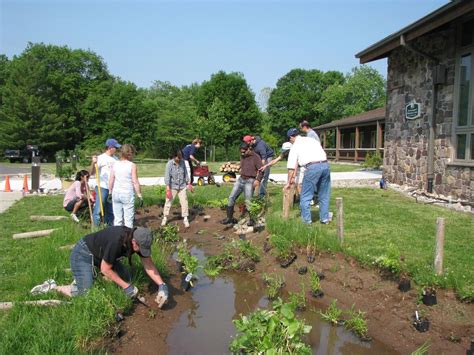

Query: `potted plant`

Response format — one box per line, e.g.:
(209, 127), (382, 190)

(309, 269), (324, 298)
(421, 286), (437, 306)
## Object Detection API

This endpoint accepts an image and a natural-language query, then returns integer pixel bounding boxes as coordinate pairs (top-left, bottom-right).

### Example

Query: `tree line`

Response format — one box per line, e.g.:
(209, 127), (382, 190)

(0, 43), (386, 161)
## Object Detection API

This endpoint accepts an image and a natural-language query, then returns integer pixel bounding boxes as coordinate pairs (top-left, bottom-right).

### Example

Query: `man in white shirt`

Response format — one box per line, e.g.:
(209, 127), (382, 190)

(286, 128), (331, 224)
(90, 138), (120, 226)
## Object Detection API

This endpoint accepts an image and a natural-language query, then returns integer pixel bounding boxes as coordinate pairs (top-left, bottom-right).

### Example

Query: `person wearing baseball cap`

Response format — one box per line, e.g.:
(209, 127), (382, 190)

(259, 142), (293, 173)
(286, 127), (331, 225)
(32, 226), (169, 308)
(90, 138), (121, 227)
(242, 135), (274, 198)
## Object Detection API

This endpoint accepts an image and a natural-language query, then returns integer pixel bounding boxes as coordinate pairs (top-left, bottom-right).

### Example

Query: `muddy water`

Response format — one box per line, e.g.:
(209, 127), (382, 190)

(167, 247), (397, 354)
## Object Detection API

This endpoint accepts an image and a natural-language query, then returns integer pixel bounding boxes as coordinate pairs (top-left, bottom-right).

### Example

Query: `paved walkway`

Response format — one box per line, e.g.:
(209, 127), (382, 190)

(0, 191), (23, 213)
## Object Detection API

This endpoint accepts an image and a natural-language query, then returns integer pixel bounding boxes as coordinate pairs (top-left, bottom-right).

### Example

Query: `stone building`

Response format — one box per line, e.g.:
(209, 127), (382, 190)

(356, 0), (474, 202)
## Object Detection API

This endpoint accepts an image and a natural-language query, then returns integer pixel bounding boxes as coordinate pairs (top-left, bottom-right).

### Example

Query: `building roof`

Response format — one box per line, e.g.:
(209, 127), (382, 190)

(356, 0), (474, 64)
(315, 107), (386, 130)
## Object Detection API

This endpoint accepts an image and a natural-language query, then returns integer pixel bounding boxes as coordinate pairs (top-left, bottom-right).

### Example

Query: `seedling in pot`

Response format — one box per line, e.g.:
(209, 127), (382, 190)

(288, 283), (307, 311)
(262, 273), (285, 300)
(373, 243), (402, 279)
(320, 299), (343, 326)
(297, 265), (308, 275)
(421, 287), (437, 306)
(309, 269), (324, 298)
(306, 240), (317, 263)
(412, 311), (430, 332)
(345, 306), (371, 341)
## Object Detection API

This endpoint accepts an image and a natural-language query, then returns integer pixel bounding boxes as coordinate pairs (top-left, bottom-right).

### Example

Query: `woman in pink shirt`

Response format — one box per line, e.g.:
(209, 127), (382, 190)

(63, 170), (90, 223)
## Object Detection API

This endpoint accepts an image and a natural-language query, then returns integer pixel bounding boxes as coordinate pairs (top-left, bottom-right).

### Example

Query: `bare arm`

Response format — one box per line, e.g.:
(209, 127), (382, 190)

(189, 154), (200, 165)
(140, 257), (165, 286)
(261, 155), (283, 170)
(100, 259), (129, 289)
(131, 163), (141, 197)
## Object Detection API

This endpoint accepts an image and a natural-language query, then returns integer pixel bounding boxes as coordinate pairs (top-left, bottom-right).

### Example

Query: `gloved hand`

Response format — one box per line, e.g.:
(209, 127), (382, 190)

(166, 187), (172, 200)
(155, 283), (169, 308)
(107, 193), (113, 204)
(137, 195), (144, 208)
(123, 284), (138, 299)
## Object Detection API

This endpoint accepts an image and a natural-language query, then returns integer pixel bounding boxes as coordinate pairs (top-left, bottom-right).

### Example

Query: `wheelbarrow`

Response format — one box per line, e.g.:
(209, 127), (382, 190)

(193, 165), (216, 186)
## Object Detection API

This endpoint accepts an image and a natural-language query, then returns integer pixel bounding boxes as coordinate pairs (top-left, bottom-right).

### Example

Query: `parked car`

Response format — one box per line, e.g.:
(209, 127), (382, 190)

(4, 145), (42, 163)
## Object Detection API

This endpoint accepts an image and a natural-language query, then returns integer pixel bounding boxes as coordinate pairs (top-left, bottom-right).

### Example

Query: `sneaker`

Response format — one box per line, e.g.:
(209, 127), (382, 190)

(30, 279), (57, 295)
(70, 213), (80, 223)
(183, 217), (190, 228)
(310, 200), (314, 206)
(161, 217), (167, 227)
(328, 212), (333, 222)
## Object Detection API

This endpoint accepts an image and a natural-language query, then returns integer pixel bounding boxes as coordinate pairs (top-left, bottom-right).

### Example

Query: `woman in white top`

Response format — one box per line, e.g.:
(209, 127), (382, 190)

(108, 144), (143, 228)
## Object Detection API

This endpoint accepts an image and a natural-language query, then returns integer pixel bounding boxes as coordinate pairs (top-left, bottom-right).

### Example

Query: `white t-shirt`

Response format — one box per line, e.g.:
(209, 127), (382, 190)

(112, 160), (134, 194)
(97, 153), (118, 189)
(287, 136), (327, 169)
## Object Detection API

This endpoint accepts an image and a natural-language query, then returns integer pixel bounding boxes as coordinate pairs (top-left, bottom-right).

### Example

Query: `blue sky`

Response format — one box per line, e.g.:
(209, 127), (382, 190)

(1, 0), (447, 94)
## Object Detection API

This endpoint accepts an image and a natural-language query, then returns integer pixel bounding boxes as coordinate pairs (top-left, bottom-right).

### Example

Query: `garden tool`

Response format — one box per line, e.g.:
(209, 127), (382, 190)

(84, 184), (94, 228)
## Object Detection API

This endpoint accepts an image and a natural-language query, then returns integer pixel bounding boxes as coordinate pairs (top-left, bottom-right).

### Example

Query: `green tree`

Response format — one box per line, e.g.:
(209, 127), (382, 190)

(196, 71), (261, 156)
(267, 69), (344, 137)
(315, 66), (386, 123)
(0, 43), (110, 156)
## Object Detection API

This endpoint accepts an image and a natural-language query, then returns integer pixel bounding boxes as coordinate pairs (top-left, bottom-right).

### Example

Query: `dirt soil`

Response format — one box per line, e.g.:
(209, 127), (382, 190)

(108, 205), (474, 354)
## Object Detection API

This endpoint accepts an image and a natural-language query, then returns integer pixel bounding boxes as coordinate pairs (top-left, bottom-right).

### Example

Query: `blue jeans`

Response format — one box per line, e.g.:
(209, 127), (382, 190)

(259, 157), (272, 198)
(93, 187), (114, 226)
(112, 192), (135, 228)
(228, 177), (255, 209)
(70, 239), (131, 296)
(300, 162), (331, 224)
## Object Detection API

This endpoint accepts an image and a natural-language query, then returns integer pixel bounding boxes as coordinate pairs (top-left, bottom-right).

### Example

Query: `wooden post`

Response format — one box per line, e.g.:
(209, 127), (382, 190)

(336, 198), (344, 245)
(282, 186), (295, 219)
(322, 131), (327, 149)
(355, 127), (360, 162)
(376, 120), (382, 155)
(13, 229), (57, 240)
(0, 300), (69, 310)
(434, 217), (445, 275)
(336, 127), (341, 161)
(30, 216), (68, 221)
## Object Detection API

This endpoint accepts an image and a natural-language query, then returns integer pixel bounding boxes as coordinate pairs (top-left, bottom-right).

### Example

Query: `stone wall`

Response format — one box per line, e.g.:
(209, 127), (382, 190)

(384, 25), (474, 202)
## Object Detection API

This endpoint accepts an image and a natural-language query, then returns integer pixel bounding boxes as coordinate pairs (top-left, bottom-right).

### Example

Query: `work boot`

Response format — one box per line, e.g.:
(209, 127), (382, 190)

(247, 213), (255, 227)
(183, 217), (190, 229)
(220, 206), (236, 225)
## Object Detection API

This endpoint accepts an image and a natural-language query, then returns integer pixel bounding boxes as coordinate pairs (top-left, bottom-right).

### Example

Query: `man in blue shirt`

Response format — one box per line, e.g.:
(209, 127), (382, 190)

(182, 139), (202, 184)
(243, 135), (274, 198)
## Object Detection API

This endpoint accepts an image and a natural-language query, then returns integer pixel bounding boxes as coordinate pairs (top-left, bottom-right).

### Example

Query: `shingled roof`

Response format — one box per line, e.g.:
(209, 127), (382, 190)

(315, 107), (386, 130)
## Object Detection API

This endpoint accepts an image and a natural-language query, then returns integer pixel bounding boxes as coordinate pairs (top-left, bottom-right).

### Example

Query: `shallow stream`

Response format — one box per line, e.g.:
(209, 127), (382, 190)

(167, 247), (397, 354)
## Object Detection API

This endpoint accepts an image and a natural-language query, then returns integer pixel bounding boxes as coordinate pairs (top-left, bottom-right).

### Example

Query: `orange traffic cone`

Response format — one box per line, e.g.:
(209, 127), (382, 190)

(23, 175), (29, 193)
(4, 175), (12, 192)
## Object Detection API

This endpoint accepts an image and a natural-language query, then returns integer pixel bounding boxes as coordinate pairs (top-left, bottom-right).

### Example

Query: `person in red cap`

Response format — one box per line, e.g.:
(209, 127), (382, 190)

(242, 135), (274, 198)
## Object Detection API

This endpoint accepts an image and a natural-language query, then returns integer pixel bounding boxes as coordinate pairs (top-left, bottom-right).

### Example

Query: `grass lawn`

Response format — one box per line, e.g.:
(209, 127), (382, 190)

(1, 184), (471, 352)
(1, 161), (362, 177)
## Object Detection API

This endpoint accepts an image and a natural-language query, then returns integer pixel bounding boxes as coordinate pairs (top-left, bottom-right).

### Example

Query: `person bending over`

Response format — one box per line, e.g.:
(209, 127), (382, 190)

(63, 170), (91, 223)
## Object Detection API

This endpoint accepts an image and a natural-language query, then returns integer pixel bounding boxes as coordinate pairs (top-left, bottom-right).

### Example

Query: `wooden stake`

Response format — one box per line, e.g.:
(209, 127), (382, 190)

(84, 184), (94, 228)
(13, 229), (57, 240)
(434, 217), (445, 275)
(282, 185), (295, 219)
(30, 215), (68, 221)
(336, 197), (344, 245)
(0, 300), (69, 310)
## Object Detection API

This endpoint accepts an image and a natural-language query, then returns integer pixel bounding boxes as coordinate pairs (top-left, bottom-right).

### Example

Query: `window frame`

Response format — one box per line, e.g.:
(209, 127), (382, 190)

(452, 17), (474, 164)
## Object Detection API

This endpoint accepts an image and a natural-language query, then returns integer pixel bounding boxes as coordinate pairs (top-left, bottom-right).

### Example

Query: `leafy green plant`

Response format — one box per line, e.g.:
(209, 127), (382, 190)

(345, 306), (369, 339)
(158, 224), (180, 243)
(288, 283), (306, 311)
(234, 239), (260, 262)
(58, 165), (75, 180)
(229, 298), (312, 354)
(320, 299), (343, 325)
(207, 198), (228, 209)
(411, 340), (430, 355)
(363, 152), (383, 169)
(270, 234), (294, 261)
(203, 255), (224, 277)
(309, 269), (321, 293)
(206, 239), (260, 273)
(262, 273), (285, 300)
(248, 197), (265, 220)
(373, 243), (402, 276)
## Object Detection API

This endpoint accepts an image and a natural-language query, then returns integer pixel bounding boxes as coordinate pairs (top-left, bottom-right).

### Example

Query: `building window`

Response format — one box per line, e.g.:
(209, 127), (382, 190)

(453, 18), (474, 162)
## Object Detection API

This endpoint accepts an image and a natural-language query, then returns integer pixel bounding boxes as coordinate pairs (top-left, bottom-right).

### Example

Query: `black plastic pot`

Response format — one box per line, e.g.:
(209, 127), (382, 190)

(311, 289), (324, 298)
(254, 224), (265, 233)
(317, 271), (326, 280)
(115, 312), (124, 322)
(263, 241), (272, 253)
(176, 261), (184, 273)
(307, 255), (315, 263)
(279, 253), (297, 268)
(239, 234), (246, 241)
(422, 289), (437, 306)
(181, 273), (193, 291)
(398, 278), (411, 292)
(298, 266), (308, 275)
(413, 316), (430, 332)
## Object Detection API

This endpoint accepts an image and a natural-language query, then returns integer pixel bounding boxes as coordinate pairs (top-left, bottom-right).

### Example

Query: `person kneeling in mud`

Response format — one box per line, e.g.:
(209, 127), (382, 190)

(221, 143), (262, 226)
(30, 226), (169, 307)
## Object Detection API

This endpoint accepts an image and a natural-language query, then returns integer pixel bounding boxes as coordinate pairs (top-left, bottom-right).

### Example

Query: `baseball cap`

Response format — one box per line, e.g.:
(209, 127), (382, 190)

(243, 135), (254, 144)
(133, 227), (153, 257)
(287, 128), (299, 138)
(280, 142), (293, 152)
(105, 138), (121, 149)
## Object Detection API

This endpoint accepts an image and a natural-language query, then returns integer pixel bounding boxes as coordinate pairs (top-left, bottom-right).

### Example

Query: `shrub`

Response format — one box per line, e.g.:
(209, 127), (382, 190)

(363, 152), (383, 169)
